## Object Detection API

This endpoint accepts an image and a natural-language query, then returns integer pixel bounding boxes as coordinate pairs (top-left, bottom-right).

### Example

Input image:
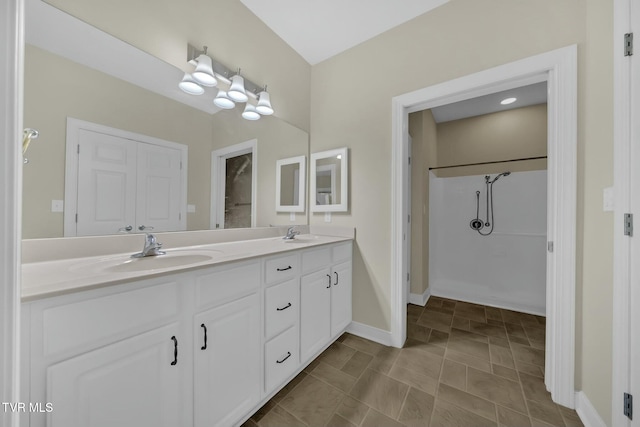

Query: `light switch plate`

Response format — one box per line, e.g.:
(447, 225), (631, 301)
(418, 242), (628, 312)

(290, 212), (296, 221)
(603, 187), (614, 212)
(187, 204), (196, 213)
(324, 212), (332, 223)
(51, 200), (64, 212)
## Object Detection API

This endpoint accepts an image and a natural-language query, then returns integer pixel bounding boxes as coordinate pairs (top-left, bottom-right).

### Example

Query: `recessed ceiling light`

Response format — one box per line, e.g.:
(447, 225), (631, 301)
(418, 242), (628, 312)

(501, 97), (517, 105)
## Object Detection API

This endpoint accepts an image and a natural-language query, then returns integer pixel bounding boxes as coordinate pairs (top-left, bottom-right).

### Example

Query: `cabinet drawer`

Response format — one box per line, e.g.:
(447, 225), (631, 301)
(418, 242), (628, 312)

(265, 253), (299, 285)
(301, 247), (331, 274)
(39, 280), (181, 359)
(332, 242), (352, 263)
(195, 261), (260, 310)
(264, 326), (299, 393)
(265, 278), (298, 339)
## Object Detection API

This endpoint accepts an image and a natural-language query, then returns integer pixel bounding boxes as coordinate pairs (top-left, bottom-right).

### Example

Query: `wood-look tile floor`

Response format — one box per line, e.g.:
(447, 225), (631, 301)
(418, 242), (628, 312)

(243, 297), (584, 427)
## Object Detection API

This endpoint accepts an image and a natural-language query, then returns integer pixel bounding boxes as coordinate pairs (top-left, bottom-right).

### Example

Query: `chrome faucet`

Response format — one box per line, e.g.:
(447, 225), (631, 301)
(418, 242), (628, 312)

(132, 233), (166, 258)
(283, 226), (300, 240)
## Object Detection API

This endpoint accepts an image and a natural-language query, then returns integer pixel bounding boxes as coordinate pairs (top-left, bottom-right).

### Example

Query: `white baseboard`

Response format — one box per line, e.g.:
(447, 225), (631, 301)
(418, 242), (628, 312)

(409, 288), (431, 306)
(346, 321), (393, 346)
(575, 391), (607, 427)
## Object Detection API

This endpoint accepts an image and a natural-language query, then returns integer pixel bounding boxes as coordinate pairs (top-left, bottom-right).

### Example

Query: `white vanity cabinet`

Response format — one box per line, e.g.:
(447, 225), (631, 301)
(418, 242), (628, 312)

(192, 261), (261, 427)
(23, 238), (352, 427)
(300, 242), (353, 363)
(25, 277), (191, 427)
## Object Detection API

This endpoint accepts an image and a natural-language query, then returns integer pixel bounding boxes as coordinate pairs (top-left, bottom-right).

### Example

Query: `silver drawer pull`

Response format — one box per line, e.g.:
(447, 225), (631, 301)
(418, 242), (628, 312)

(276, 351), (292, 364)
(276, 302), (292, 311)
(277, 266), (292, 272)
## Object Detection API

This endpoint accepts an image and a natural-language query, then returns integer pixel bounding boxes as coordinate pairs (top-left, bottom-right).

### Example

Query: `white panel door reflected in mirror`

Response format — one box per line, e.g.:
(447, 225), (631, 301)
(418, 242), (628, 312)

(310, 148), (348, 212)
(276, 156), (306, 212)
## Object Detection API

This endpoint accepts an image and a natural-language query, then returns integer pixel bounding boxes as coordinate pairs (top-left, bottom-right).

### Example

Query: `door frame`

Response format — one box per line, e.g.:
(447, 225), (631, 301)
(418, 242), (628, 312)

(64, 118), (188, 237)
(210, 139), (258, 229)
(0, 0), (23, 425)
(612, 0), (634, 426)
(391, 45), (578, 408)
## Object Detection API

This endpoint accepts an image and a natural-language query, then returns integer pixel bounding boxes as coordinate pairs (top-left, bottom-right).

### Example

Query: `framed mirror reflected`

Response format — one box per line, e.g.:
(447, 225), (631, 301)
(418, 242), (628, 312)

(310, 148), (348, 212)
(276, 156), (306, 213)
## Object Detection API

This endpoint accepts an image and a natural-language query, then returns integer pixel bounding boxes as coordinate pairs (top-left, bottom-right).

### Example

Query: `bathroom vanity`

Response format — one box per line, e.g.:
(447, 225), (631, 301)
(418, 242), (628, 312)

(20, 231), (352, 427)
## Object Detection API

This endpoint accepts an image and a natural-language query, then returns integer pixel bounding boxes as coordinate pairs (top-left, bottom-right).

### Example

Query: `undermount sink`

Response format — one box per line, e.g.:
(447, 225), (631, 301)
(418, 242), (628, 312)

(69, 249), (222, 273)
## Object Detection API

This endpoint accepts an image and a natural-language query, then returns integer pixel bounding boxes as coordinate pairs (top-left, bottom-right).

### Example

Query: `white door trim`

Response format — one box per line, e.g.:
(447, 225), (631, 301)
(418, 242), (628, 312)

(210, 139), (258, 229)
(64, 118), (188, 237)
(612, 0), (633, 426)
(0, 0), (23, 425)
(391, 45), (578, 408)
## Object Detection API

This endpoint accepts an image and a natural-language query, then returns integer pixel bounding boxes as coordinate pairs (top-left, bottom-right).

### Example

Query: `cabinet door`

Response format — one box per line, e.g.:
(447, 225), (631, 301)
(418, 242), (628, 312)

(46, 323), (184, 427)
(331, 261), (352, 337)
(194, 293), (260, 427)
(300, 269), (331, 362)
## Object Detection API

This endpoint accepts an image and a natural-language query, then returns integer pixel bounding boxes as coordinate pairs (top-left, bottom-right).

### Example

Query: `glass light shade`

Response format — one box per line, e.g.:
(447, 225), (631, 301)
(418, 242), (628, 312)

(228, 75), (248, 102)
(256, 91), (274, 115)
(242, 103), (260, 121)
(192, 54), (217, 87)
(213, 90), (236, 109)
(178, 73), (205, 95)
(500, 97), (517, 105)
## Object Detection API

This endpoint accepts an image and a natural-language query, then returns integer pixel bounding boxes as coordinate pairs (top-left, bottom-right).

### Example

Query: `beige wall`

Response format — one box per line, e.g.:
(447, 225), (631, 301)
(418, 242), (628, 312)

(310, 0), (613, 423)
(23, 45), (213, 238)
(408, 110), (437, 297)
(211, 108), (309, 228)
(435, 104), (548, 177)
(44, 0), (311, 132)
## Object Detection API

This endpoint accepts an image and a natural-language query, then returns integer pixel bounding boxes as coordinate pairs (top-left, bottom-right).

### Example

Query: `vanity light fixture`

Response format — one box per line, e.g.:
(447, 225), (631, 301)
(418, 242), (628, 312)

(178, 73), (205, 95)
(213, 90), (236, 109)
(178, 44), (275, 120)
(192, 50), (218, 87)
(500, 97), (517, 105)
(256, 86), (274, 115)
(228, 71), (249, 102)
(242, 103), (261, 121)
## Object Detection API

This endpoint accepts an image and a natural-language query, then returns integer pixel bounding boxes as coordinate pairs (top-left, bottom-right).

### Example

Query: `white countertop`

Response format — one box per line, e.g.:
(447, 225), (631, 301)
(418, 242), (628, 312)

(22, 233), (352, 302)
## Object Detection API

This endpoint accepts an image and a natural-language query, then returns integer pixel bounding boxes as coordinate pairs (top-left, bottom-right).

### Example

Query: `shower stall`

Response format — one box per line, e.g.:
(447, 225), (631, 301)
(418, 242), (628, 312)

(429, 169), (547, 315)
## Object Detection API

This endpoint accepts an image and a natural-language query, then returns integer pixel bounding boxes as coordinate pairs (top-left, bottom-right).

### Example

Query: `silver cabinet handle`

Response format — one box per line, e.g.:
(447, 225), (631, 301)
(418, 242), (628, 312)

(326, 274), (331, 289)
(334, 271), (339, 286)
(118, 225), (133, 232)
(138, 225), (154, 231)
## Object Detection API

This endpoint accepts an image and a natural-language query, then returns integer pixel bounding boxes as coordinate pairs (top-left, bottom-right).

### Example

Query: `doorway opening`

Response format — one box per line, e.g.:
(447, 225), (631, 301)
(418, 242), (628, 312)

(211, 139), (257, 229)
(391, 45), (577, 408)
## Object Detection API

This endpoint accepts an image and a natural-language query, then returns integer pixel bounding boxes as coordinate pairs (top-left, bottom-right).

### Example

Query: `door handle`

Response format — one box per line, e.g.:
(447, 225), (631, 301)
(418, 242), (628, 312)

(200, 324), (207, 350)
(326, 274), (331, 289)
(334, 271), (339, 286)
(277, 266), (292, 272)
(138, 225), (154, 231)
(118, 225), (133, 232)
(170, 336), (178, 366)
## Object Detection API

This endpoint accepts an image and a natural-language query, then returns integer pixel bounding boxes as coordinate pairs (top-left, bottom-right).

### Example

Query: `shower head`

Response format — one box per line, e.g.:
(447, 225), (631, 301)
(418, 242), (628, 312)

(489, 171), (511, 184)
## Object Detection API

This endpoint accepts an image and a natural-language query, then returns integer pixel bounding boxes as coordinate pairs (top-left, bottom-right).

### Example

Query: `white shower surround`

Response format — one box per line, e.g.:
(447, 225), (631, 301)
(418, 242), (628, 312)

(429, 170), (547, 315)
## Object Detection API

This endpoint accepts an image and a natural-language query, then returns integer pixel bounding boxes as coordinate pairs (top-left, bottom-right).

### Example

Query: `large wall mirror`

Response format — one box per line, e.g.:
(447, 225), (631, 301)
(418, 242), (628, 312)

(310, 148), (348, 212)
(22, 0), (309, 239)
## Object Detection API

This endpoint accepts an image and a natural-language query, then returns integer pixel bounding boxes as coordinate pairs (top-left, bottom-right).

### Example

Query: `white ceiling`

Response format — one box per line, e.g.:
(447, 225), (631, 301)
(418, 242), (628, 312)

(430, 82), (548, 123)
(239, 0), (449, 65)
